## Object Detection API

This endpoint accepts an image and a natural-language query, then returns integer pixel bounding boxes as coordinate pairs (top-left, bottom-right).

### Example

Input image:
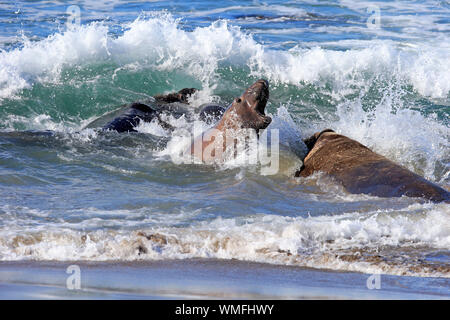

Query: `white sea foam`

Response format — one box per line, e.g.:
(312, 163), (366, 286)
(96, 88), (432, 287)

(1, 13), (449, 100)
(135, 118), (170, 136)
(0, 203), (448, 277)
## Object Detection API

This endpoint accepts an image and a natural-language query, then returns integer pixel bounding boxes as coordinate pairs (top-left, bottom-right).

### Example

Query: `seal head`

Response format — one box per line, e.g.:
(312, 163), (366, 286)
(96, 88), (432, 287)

(189, 79), (272, 162)
(224, 79), (271, 132)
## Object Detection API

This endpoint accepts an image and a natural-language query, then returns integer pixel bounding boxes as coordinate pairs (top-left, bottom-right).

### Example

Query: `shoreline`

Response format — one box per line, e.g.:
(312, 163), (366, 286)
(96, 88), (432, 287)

(0, 259), (448, 299)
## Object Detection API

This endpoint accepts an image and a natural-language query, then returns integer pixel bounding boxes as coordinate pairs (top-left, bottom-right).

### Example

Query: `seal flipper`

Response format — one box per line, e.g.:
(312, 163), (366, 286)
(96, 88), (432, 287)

(154, 88), (197, 104)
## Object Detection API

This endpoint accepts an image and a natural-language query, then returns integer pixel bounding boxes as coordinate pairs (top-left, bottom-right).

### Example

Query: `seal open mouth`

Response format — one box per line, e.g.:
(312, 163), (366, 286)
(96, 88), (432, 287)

(223, 79), (272, 131)
(245, 79), (269, 115)
(241, 79), (271, 130)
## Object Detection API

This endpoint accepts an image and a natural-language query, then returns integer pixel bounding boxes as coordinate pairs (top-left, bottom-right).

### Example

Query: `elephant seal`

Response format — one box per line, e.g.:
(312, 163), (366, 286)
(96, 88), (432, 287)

(296, 129), (450, 202)
(190, 79), (271, 163)
(102, 88), (197, 132)
(85, 88), (202, 132)
(85, 89), (230, 133)
(102, 102), (167, 132)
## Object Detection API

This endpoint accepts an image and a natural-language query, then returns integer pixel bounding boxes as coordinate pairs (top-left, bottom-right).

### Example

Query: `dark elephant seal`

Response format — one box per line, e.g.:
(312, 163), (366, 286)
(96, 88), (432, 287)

(85, 88), (201, 132)
(296, 129), (450, 202)
(102, 102), (166, 132)
(85, 88), (230, 133)
(190, 79), (271, 162)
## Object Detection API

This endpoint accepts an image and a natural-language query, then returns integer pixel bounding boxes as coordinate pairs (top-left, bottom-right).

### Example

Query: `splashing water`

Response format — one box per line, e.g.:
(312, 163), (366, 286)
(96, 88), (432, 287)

(0, 2), (449, 280)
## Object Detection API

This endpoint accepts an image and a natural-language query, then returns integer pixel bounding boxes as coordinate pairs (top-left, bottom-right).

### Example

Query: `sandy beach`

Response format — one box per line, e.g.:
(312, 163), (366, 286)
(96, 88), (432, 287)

(0, 259), (448, 299)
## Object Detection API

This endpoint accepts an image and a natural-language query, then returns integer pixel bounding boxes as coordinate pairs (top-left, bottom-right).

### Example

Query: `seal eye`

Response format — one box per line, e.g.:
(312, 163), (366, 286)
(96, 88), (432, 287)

(236, 98), (242, 103)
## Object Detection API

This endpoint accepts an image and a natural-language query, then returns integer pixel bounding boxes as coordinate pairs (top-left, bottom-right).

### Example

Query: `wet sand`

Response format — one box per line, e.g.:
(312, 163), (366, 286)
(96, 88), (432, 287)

(0, 259), (448, 299)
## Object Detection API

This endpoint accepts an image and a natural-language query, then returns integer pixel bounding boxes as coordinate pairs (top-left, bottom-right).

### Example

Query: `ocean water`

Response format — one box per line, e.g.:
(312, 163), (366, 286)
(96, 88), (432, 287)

(0, 0), (449, 287)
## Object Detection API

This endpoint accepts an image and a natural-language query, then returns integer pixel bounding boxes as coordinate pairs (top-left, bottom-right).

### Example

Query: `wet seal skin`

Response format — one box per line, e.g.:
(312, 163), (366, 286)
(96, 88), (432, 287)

(189, 79), (272, 163)
(100, 88), (197, 133)
(101, 102), (167, 132)
(85, 89), (231, 133)
(153, 88), (197, 104)
(296, 129), (450, 202)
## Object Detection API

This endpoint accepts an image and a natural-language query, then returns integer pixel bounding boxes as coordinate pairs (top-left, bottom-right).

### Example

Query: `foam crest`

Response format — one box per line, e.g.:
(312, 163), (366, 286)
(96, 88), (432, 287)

(0, 203), (448, 277)
(1, 13), (449, 101)
(0, 23), (111, 98)
(251, 42), (450, 99)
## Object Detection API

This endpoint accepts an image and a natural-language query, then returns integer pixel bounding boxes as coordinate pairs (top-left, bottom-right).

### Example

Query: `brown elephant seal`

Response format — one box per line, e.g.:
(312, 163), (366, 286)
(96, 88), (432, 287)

(296, 129), (450, 202)
(190, 79), (272, 163)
